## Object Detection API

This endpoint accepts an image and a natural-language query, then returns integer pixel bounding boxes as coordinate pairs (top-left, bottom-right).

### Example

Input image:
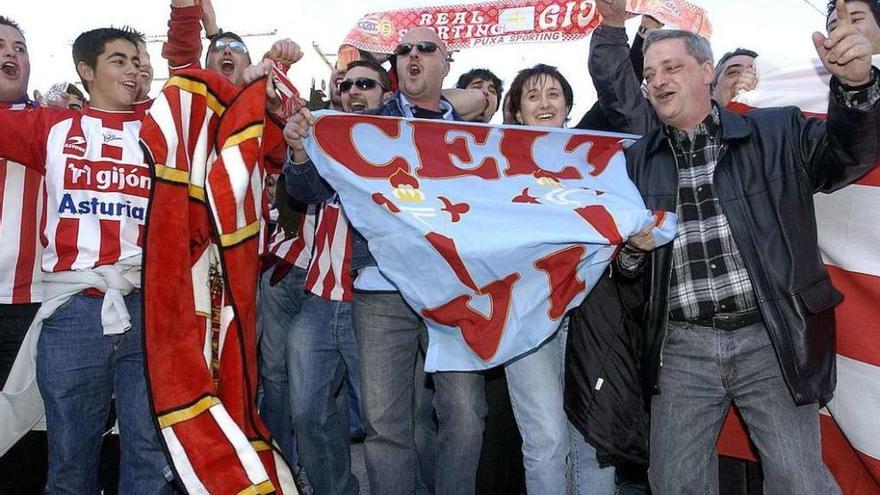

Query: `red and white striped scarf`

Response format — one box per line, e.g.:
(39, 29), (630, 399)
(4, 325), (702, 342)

(140, 69), (297, 494)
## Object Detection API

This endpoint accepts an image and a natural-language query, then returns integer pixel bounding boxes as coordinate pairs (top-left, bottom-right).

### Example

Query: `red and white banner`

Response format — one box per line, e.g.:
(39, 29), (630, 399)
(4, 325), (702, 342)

(716, 55), (880, 494)
(342, 0), (712, 54)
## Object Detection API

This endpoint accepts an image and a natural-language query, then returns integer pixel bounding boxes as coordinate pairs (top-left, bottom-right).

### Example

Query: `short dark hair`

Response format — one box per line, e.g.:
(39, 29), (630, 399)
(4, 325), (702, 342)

(72, 27), (141, 91)
(124, 26), (147, 45)
(0, 16), (24, 38)
(456, 68), (504, 107)
(712, 48), (758, 88)
(507, 64), (574, 124)
(344, 59), (391, 92)
(827, 0), (880, 26)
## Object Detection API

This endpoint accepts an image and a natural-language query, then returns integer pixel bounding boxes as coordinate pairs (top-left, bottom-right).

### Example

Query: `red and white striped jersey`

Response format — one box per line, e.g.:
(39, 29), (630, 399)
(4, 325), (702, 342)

(265, 197), (354, 302)
(0, 106), (149, 273)
(304, 199), (354, 302)
(266, 203), (316, 270)
(0, 102), (44, 304)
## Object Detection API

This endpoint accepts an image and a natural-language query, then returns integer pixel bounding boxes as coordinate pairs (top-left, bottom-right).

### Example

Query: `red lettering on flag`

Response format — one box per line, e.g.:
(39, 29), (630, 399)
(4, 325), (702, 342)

(564, 134), (625, 177)
(423, 231), (521, 359)
(412, 121), (499, 179)
(575, 205), (623, 244)
(425, 232), (478, 291)
(534, 246), (587, 320)
(421, 273), (520, 361)
(499, 128), (582, 180)
(313, 114), (410, 178)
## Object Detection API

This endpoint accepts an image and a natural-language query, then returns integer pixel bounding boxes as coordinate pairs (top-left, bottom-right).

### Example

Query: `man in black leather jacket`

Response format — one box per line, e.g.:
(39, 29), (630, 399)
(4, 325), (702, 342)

(590, 0), (880, 493)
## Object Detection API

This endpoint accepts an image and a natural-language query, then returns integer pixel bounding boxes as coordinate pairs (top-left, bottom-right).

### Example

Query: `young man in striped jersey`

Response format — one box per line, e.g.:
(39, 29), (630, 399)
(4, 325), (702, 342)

(0, 15), (49, 493)
(0, 27), (174, 493)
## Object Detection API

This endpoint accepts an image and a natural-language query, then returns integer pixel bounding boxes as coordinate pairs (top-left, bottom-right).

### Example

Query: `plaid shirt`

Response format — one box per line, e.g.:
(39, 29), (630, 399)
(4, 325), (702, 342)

(666, 108), (757, 321)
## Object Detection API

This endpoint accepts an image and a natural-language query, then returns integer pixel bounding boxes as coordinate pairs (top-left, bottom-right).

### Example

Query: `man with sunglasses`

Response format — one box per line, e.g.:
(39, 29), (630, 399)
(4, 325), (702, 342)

(274, 59), (393, 495)
(164, 0), (301, 86)
(283, 27), (487, 495)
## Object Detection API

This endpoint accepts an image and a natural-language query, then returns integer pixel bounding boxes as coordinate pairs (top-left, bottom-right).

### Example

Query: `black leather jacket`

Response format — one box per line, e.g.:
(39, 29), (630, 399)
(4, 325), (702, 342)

(590, 25), (880, 405)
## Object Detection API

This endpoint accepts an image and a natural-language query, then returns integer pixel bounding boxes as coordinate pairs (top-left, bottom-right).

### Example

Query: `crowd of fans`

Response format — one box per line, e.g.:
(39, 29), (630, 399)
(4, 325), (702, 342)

(1, 0), (879, 493)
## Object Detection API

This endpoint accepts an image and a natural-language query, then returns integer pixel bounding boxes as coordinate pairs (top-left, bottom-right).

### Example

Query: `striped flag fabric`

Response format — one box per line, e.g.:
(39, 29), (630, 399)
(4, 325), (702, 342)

(140, 69), (297, 494)
(715, 55), (880, 493)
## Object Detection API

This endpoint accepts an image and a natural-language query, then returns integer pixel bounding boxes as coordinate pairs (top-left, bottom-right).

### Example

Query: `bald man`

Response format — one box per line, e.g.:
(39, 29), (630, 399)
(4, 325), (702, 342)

(283, 26), (486, 495)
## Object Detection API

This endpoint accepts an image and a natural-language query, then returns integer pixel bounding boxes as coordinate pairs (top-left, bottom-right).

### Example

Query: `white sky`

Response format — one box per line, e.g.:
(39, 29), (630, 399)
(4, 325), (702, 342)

(5, 0), (831, 120)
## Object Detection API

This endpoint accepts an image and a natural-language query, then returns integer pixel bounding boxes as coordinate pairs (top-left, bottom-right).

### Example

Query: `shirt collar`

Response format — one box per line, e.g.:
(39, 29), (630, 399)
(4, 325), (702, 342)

(397, 93), (454, 121)
(665, 105), (721, 148)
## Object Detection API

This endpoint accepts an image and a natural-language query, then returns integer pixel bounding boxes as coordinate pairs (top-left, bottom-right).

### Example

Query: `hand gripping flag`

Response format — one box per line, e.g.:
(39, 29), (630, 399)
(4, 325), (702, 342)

(140, 70), (297, 494)
(303, 113), (676, 371)
(714, 55), (880, 494)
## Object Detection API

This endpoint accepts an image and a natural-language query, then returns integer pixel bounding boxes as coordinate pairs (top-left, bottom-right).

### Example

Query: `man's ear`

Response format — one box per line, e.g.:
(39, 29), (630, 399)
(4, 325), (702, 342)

(77, 61), (95, 90)
(702, 61), (715, 86)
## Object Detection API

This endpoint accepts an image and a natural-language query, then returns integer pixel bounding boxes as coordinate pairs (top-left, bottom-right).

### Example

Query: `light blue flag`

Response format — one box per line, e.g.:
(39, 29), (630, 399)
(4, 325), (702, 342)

(304, 111), (675, 371)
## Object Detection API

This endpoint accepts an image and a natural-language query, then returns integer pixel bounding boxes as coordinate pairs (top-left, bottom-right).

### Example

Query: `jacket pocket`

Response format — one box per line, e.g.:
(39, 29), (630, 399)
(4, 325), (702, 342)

(797, 277), (843, 314)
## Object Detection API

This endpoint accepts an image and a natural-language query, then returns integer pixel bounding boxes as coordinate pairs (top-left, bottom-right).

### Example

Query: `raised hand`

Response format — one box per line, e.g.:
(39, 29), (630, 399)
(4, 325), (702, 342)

(266, 39), (303, 67)
(813, 0), (872, 86)
(733, 67), (759, 95)
(282, 107), (314, 164)
(598, 0), (628, 28)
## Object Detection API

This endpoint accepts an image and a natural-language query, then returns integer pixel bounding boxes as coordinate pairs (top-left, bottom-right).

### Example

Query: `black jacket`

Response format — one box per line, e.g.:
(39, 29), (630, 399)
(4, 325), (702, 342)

(564, 270), (649, 467)
(590, 25), (880, 405)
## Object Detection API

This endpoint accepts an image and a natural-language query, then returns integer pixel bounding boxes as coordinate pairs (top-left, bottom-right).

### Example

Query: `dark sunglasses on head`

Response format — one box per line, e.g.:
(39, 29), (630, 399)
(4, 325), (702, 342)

(393, 41), (440, 57)
(338, 77), (383, 93)
(210, 38), (249, 54)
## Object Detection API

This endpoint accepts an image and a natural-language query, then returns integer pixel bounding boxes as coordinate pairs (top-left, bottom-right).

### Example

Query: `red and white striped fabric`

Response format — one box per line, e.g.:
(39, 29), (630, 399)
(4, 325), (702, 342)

(266, 199), (354, 302)
(141, 70), (296, 494)
(0, 102), (44, 304)
(715, 55), (880, 493)
(303, 199), (354, 302)
(0, 106), (149, 274)
(266, 204), (315, 270)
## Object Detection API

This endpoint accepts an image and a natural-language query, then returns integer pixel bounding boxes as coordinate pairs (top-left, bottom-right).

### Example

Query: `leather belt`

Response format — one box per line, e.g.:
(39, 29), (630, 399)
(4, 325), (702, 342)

(688, 309), (762, 331)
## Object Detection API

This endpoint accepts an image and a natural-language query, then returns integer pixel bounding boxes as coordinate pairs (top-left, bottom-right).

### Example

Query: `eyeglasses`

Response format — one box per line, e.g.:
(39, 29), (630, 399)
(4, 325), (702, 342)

(210, 38), (249, 55)
(338, 77), (383, 93)
(393, 41), (440, 57)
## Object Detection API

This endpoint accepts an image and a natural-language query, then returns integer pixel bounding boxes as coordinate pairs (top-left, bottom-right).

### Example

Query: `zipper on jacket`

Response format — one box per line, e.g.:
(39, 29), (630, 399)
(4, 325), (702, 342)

(657, 138), (681, 368)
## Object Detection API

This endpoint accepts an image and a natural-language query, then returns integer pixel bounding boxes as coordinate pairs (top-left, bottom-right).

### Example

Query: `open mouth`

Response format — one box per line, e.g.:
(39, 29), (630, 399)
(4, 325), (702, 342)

(347, 98), (368, 111)
(407, 64), (421, 77)
(535, 112), (556, 122)
(121, 80), (137, 94)
(1, 62), (19, 78)
(655, 90), (675, 103)
(220, 58), (235, 76)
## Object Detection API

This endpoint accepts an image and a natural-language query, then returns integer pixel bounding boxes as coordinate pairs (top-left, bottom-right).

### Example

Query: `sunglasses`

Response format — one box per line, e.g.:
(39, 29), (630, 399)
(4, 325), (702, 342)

(210, 38), (249, 55)
(393, 41), (440, 57)
(338, 77), (383, 93)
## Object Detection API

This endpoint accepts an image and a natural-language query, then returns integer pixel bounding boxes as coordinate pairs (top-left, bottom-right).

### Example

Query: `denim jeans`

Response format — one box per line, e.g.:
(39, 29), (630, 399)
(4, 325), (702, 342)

(35, 293), (173, 494)
(287, 293), (360, 495)
(353, 291), (486, 495)
(649, 320), (841, 495)
(569, 422), (616, 495)
(504, 326), (570, 493)
(258, 264), (310, 466)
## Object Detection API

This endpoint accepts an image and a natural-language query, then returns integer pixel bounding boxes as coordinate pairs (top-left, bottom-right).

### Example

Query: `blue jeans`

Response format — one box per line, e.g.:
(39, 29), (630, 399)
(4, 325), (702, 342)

(353, 291), (486, 495)
(287, 294), (360, 495)
(35, 293), (173, 494)
(504, 326), (570, 493)
(649, 321), (840, 495)
(569, 422), (616, 494)
(258, 264), (309, 466)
